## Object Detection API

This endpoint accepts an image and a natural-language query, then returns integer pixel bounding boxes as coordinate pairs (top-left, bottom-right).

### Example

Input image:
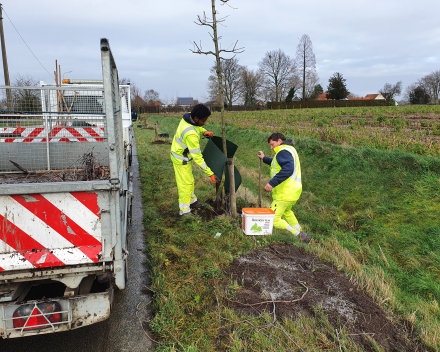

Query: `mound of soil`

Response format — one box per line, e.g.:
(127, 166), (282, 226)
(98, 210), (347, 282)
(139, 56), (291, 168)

(226, 243), (427, 352)
(191, 199), (226, 220)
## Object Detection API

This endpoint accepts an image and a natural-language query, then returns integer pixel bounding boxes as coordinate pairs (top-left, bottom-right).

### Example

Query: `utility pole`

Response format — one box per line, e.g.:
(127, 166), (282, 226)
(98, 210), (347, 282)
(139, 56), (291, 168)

(0, 3), (12, 109)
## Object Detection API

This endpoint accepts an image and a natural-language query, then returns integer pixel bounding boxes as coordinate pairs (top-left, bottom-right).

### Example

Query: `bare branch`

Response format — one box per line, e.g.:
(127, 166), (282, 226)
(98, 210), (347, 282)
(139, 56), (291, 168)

(220, 281), (309, 307)
(194, 13), (214, 29)
(221, 0), (238, 9)
(190, 41), (215, 56)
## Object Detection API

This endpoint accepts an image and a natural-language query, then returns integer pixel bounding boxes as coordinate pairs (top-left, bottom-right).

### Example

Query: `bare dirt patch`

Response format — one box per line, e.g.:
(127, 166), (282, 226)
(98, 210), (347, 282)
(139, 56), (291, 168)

(226, 243), (429, 352)
(188, 199), (226, 220)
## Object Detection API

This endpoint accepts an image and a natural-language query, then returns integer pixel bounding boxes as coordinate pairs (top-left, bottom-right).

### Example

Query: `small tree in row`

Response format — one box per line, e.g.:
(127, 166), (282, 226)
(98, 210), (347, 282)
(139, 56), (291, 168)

(192, 0), (244, 217)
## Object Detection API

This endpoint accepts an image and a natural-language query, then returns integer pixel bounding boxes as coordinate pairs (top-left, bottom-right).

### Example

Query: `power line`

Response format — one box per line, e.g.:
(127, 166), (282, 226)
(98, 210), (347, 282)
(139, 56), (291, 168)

(1, 6), (54, 80)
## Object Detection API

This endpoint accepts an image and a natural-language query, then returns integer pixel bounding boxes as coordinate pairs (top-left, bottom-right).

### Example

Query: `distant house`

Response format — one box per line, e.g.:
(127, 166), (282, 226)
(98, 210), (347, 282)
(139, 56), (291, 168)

(316, 93), (331, 100)
(348, 94), (386, 101)
(205, 97), (221, 107)
(256, 100), (265, 106)
(133, 96), (147, 106)
(149, 100), (164, 107)
(176, 97), (195, 107)
(316, 93), (386, 101)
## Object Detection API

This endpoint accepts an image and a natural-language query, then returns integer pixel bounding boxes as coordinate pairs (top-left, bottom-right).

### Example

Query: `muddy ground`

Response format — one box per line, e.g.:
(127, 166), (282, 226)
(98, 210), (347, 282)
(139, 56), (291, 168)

(175, 202), (429, 351)
(225, 243), (429, 352)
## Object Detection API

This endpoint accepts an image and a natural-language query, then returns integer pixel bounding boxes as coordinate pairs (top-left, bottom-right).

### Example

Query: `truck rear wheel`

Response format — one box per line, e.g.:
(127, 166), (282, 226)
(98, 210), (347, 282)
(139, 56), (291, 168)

(128, 151), (132, 166)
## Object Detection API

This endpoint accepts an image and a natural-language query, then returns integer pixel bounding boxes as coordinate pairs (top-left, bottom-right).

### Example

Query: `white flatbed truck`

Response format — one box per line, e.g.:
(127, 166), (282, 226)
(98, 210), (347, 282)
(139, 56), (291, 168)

(0, 38), (132, 338)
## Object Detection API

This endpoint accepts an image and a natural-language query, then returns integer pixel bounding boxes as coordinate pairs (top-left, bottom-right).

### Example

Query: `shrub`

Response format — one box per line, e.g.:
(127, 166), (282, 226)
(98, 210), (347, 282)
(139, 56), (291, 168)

(377, 115), (387, 124)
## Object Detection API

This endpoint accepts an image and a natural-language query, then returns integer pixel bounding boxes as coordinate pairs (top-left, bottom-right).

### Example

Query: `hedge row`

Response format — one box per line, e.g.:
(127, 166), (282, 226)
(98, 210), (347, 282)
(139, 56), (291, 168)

(136, 105), (266, 114)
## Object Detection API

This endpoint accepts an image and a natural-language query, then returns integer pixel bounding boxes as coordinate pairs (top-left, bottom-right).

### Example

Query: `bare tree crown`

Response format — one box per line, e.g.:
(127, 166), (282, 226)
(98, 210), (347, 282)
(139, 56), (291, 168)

(190, 1), (244, 58)
(295, 34), (317, 101)
(295, 34), (316, 69)
(259, 49), (294, 102)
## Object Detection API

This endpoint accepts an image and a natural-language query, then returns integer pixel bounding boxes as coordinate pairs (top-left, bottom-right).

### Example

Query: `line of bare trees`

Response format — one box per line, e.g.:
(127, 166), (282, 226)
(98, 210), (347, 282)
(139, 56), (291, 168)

(403, 70), (440, 105)
(207, 58), (264, 106)
(0, 74), (42, 112)
(206, 34), (319, 105)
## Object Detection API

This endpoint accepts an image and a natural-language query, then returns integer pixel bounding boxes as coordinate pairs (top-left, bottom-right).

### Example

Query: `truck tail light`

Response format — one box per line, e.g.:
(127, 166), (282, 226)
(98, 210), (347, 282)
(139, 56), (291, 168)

(13, 302), (62, 331)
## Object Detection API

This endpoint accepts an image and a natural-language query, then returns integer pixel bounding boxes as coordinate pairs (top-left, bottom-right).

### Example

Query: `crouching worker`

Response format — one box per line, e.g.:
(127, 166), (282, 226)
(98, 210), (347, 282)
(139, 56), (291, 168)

(170, 104), (220, 217)
(258, 132), (311, 243)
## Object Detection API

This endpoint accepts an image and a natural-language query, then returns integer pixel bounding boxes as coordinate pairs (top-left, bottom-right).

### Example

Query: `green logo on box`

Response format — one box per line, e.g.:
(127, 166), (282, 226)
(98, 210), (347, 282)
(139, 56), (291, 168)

(251, 222), (262, 233)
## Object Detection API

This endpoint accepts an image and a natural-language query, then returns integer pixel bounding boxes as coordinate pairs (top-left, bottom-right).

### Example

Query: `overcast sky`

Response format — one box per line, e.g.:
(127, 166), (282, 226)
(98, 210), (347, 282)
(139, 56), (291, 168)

(1, 0), (439, 102)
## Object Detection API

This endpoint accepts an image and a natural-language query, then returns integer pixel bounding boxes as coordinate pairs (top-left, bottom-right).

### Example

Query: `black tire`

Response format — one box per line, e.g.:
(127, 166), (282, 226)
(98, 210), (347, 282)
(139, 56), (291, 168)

(128, 151), (132, 166)
(128, 202), (133, 227)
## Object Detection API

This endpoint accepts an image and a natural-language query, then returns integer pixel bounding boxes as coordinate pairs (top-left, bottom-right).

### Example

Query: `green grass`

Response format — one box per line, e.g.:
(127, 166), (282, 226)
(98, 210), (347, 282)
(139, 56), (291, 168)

(194, 105), (440, 158)
(135, 114), (440, 351)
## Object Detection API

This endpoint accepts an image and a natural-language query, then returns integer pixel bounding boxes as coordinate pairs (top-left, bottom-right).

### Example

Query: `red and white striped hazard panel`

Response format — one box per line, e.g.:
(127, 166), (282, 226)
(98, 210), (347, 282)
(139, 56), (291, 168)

(0, 192), (102, 272)
(0, 126), (105, 142)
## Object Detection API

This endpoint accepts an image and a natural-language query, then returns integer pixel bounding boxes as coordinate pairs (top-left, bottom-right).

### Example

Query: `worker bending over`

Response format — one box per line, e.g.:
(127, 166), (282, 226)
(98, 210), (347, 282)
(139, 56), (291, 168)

(258, 132), (311, 243)
(170, 104), (220, 217)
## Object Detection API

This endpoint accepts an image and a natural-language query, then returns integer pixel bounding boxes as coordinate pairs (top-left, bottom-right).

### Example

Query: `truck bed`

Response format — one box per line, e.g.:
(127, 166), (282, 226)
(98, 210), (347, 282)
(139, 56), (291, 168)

(0, 169), (109, 184)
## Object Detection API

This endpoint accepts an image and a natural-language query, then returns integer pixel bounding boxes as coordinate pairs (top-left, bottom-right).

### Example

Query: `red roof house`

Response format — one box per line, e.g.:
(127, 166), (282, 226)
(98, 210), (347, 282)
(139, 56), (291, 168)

(316, 93), (331, 100)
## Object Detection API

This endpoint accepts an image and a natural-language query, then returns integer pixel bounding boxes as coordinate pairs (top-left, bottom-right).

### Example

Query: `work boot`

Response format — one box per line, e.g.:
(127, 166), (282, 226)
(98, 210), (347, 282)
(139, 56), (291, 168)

(299, 231), (312, 244)
(190, 201), (204, 209)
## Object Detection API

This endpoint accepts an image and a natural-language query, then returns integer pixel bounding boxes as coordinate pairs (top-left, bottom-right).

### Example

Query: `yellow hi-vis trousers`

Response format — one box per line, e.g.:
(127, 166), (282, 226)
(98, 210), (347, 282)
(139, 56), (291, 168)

(173, 162), (197, 215)
(270, 199), (301, 235)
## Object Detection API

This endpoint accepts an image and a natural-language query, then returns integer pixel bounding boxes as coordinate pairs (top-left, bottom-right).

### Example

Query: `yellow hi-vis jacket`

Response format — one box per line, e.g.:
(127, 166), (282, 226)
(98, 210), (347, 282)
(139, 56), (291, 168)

(170, 118), (214, 176)
(270, 144), (302, 201)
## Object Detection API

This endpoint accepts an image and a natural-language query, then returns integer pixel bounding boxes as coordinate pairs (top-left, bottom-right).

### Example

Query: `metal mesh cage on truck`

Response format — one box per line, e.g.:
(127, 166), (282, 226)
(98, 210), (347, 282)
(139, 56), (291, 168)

(0, 85), (109, 174)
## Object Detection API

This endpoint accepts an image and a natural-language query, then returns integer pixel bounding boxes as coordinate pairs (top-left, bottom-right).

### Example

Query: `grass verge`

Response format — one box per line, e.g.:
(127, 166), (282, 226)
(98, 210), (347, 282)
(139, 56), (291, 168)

(135, 115), (440, 351)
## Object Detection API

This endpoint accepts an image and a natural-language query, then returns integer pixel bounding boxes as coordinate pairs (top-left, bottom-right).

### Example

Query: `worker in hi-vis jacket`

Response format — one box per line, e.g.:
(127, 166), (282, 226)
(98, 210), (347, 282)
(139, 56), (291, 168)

(258, 132), (312, 243)
(170, 104), (220, 217)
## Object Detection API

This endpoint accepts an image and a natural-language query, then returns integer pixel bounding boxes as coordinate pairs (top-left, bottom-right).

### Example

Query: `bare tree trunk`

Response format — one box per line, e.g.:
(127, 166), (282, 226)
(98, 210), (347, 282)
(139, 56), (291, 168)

(211, 0), (236, 217)
(302, 48), (305, 101)
(228, 158), (237, 217)
(211, 0), (226, 157)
